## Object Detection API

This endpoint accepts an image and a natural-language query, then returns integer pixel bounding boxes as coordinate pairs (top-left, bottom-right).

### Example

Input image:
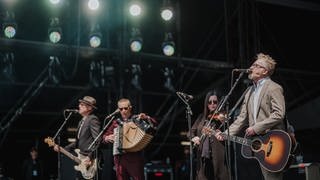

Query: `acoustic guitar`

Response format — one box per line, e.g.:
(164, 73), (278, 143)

(204, 129), (293, 172)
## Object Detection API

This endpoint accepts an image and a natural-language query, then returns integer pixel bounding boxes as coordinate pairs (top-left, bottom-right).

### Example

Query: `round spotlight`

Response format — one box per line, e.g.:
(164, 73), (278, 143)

(49, 31), (61, 43)
(89, 35), (101, 48)
(130, 40), (142, 52)
(161, 9), (173, 21)
(49, 0), (60, 5)
(88, 0), (99, 10)
(129, 4), (142, 16)
(4, 25), (16, 38)
(162, 43), (175, 56)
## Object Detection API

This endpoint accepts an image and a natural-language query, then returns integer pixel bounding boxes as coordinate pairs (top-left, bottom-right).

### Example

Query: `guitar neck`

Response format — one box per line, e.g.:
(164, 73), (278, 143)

(220, 133), (251, 146)
(59, 147), (81, 164)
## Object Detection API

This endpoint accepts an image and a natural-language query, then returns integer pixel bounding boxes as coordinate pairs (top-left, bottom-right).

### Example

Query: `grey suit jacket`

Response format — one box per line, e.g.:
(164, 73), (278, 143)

(65, 114), (101, 159)
(228, 78), (286, 136)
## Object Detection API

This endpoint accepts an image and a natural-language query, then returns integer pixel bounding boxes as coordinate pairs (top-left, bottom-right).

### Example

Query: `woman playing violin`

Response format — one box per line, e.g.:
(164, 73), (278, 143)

(189, 90), (230, 180)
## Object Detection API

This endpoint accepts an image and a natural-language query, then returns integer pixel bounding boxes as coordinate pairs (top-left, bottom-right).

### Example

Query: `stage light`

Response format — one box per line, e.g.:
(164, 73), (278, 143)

(89, 24), (102, 48)
(161, 8), (173, 21)
(129, 3), (142, 17)
(89, 36), (101, 48)
(49, 0), (60, 5)
(162, 43), (175, 56)
(162, 33), (175, 56)
(2, 11), (17, 39)
(48, 18), (62, 43)
(3, 25), (16, 38)
(130, 40), (142, 52)
(129, 28), (143, 52)
(88, 0), (100, 11)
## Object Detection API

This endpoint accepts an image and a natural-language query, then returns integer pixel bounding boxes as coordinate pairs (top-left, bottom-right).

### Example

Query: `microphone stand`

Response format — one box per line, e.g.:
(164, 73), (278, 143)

(53, 111), (74, 180)
(88, 110), (119, 150)
(217, 71), (245, 180)
(176, 93), (193, 180)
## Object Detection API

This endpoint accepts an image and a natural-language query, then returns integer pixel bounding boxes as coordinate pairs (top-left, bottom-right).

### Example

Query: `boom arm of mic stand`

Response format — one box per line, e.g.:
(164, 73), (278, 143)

(53, 111), (73, 140)
(88, 115), (115, 150)
(217, 71), (245, 112)
(218, 86), (251, 129)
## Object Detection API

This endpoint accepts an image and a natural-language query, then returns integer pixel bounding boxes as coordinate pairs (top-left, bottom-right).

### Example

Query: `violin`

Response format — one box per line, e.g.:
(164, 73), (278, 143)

(207, 112), (227, 122)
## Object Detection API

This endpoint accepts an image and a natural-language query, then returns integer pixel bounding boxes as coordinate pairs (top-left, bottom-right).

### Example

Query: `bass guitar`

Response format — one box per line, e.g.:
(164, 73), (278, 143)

(44, 137), (97, 179)
(204, 128), (293, 172)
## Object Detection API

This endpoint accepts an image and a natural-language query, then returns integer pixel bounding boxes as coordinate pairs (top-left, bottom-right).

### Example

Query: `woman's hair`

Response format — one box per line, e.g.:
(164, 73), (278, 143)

(203, 90), (220, 116)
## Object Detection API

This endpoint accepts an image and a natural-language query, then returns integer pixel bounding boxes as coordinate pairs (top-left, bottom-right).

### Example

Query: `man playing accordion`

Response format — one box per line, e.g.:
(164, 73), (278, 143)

(102, 98), (157, 180)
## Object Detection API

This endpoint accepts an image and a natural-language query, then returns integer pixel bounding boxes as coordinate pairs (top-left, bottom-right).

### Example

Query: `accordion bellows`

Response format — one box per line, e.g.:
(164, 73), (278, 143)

(122, 122), (153, 152)
(113, 121), (153, 155)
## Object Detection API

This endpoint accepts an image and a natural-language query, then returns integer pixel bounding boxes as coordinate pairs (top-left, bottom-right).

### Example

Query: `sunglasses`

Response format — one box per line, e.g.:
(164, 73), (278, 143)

(119, 107), (129, 111)
(208, 100), (218, 105)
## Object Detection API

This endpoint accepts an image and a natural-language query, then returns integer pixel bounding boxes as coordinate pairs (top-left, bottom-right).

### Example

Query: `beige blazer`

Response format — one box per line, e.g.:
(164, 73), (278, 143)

(228, 78), (286, 136)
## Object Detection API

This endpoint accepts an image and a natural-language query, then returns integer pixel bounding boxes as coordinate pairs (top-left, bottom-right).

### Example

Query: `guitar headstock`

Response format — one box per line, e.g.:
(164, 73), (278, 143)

(44, 137), (55, 147)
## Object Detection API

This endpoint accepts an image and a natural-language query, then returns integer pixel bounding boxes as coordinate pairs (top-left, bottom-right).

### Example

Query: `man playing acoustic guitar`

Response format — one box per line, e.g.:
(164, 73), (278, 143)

(215, 53), (291, 180)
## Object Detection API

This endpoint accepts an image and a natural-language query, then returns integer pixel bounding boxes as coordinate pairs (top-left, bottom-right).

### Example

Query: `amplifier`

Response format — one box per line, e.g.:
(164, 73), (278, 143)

(284, 163), (320, 180)
(144, 162), (174, 180)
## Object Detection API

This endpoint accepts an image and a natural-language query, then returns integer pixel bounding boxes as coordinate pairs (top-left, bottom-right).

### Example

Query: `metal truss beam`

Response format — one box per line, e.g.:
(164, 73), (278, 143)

(0, 38), (234, 70)
(257, 0), (320, 11)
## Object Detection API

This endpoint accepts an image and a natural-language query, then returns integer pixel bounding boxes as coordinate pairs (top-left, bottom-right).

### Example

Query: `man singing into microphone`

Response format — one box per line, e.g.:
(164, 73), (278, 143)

(215, 53), (287, 180)
(102, 98), (157, 180)
(54, 96), (101, 180)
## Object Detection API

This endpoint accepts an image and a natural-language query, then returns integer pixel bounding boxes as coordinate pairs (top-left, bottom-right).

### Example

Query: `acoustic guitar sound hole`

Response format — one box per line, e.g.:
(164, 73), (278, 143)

(251, 139), (262, 151)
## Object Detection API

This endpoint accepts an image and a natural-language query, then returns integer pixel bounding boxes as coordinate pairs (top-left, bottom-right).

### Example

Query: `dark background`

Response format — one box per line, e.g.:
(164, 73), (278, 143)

(0, 0), (320, 179)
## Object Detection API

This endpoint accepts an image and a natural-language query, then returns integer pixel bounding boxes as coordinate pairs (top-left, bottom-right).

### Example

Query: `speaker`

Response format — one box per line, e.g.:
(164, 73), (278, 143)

(144, 162), (174, 180)
(284, 163), (320, 180)
(60, 155), (76, 180)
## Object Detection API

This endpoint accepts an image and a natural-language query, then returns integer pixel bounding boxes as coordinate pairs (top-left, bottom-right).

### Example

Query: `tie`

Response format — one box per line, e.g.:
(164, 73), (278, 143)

(77, 118), (85, 138)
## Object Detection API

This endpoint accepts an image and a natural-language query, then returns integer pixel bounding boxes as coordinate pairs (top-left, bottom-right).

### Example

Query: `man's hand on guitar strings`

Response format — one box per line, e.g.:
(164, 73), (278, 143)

(215, 131), (224, 141)
(245, 127), (256, 136)
(83, 157), (92, 167)
(53, 145), (60, 152)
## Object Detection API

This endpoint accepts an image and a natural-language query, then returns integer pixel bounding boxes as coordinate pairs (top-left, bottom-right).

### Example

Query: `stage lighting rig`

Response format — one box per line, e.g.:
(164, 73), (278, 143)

(2, 11), (17, 39)
(162, 32), (175, 56)
(48, 17), (62, 43)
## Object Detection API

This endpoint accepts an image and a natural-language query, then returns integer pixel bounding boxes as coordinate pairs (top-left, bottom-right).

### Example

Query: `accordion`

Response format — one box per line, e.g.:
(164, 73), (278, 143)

(113, 117), (155, 155)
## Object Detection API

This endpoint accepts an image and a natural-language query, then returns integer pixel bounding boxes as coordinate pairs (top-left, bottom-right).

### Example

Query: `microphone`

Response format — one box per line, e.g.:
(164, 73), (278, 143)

(176, 91), (194, 100)
(233, 69), (251, 73)
(64, 109), (79, 113)
(105, 109), (120, 119)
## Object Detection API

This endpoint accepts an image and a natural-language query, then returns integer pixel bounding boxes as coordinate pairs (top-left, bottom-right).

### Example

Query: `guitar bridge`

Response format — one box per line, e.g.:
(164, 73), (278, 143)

(266, 141), (273, 157)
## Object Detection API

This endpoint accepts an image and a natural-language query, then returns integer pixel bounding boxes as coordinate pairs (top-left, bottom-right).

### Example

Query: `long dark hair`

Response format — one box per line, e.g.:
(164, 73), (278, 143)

(203, 90), (220, 117)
